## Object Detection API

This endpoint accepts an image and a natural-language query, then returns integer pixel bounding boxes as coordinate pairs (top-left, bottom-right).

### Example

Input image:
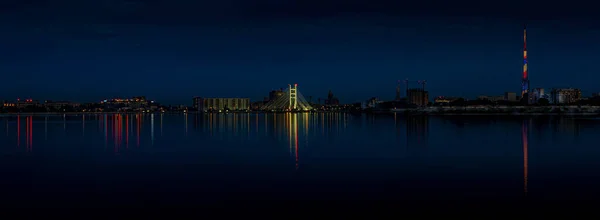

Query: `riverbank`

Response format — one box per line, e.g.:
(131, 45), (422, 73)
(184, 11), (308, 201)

(0, 112), (164, 116)
(389, 106), (600, 115)
(3, 106), (600, 116)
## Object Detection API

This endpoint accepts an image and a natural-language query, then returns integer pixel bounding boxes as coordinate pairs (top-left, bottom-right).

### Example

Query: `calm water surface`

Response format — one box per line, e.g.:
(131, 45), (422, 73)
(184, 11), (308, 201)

(1, 113), (599, 207)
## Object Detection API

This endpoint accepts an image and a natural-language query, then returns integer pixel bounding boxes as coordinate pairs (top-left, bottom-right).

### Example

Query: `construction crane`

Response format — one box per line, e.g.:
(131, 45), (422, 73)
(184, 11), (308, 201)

(418, 80), (427, 91)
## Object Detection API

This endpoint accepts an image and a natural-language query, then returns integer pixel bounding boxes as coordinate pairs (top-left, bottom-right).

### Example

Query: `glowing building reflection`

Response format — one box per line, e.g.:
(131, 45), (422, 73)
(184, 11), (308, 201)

(151, 114), (155, 145)
(287, 113), (299, 169)
(247, 113), (251, 136)
(304, 112), (309, 139)
(194, 114), (199, 131)
(184, 113), (188, 136)
(394, 113), (406, 144)
(17, 115), (20, 147)
(551, 117), (580, 137)
(232, 113), (237, 134)
(104, 114), (108, 148)
(25, 116), (28, 149)
(208, 113), (214, 136)
(136, 114), (141, 147)
(126, 114), (129, 148)
(81, 114), (85, 136)
(25, 116), (32, 151)
(406, 116), (429, 148)
(45, 116), (48, 140)
(112, 114), (119, 153)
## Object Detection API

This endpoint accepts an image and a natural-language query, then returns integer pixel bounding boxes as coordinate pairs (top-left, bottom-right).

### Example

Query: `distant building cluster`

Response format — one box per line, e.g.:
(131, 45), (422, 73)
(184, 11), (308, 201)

(360, 79), (430, 110)
(437, 28), (587, 106)
(1, 96), (165, 113)
(550, 88), (582, 104)
(193, 85), (347, 112)
(101, 96), (159, 111)
(1, 98), (82, 111)
(193, 97), (250, 112)
(472, 88), (584, 105)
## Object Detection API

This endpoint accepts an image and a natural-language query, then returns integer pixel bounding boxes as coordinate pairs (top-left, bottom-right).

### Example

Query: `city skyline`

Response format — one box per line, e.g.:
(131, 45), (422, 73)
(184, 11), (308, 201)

(2, 1), (599, 104)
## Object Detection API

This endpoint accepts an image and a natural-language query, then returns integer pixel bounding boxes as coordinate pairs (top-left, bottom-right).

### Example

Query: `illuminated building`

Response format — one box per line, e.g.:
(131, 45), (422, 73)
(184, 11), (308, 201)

(504, 92), (517, 102)
(197, 97), (250, 112)
(325, 90), (340, 106)
(433, 96), (460, 104)
(521, 26), (530, 103)
(550, 88), (582, 104)
(407, 88), (429, 107)
(2, 100), (16, 108)
(102, 96), (149, 109)
(531, 88), (545, 103)
(269, 89), (285, 102)
(192, 96), (200, 109)
(16, 99), (40, 108)
(44, 100), (80, 110)
(477, 95), (504, 102)
(364, 97), (382, 108)
(250, 101), (267, 110)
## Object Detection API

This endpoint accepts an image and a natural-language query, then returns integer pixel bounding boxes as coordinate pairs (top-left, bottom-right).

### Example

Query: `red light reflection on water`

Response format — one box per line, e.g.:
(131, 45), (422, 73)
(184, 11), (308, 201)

(126, 114), (129, 148)
(522, 121), (529, 194)
(104, 115), (108, 148)
(25, 117), (28, 147)
(17, 115), (20, 147)
(114, 114), (122, 153)
(28, 116), (32, 151)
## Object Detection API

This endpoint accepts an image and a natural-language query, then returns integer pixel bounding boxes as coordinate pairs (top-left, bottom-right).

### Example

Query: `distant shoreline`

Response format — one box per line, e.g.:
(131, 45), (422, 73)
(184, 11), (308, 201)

(393, 112), (600, 116)
(2, 105), (600, 116)
(0, 112), (158, 116)
(384, 106), (600, 116)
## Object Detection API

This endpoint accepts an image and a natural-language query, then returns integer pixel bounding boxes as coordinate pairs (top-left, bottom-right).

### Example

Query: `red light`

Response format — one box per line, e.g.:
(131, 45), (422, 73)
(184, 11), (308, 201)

(294, 84), (298, 87)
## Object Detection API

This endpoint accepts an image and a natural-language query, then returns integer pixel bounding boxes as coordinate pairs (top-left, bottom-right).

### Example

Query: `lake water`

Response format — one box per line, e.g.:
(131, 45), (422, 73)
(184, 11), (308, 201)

(1, 113), (599, 209)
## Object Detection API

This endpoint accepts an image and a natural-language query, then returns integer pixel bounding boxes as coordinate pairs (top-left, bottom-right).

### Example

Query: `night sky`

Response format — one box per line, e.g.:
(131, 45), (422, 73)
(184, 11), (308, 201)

(1, 1), (599, 105)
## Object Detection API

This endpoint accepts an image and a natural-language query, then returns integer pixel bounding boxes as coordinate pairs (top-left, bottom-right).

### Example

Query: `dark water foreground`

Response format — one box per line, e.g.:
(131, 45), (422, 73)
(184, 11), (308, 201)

(1, 113), (600, 212)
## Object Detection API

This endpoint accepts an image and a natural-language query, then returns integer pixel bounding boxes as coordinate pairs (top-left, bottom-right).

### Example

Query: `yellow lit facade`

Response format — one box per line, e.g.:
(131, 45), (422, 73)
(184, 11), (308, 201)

(434, 96), (460, 104)
(407, 89), (429, 107)
(551, 88), (582, 104)
(197, 98), (250, 111)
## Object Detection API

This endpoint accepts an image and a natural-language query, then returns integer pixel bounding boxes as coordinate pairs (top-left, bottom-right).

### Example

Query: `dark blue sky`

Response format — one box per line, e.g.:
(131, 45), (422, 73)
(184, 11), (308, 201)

(1, 1), (599, 104)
